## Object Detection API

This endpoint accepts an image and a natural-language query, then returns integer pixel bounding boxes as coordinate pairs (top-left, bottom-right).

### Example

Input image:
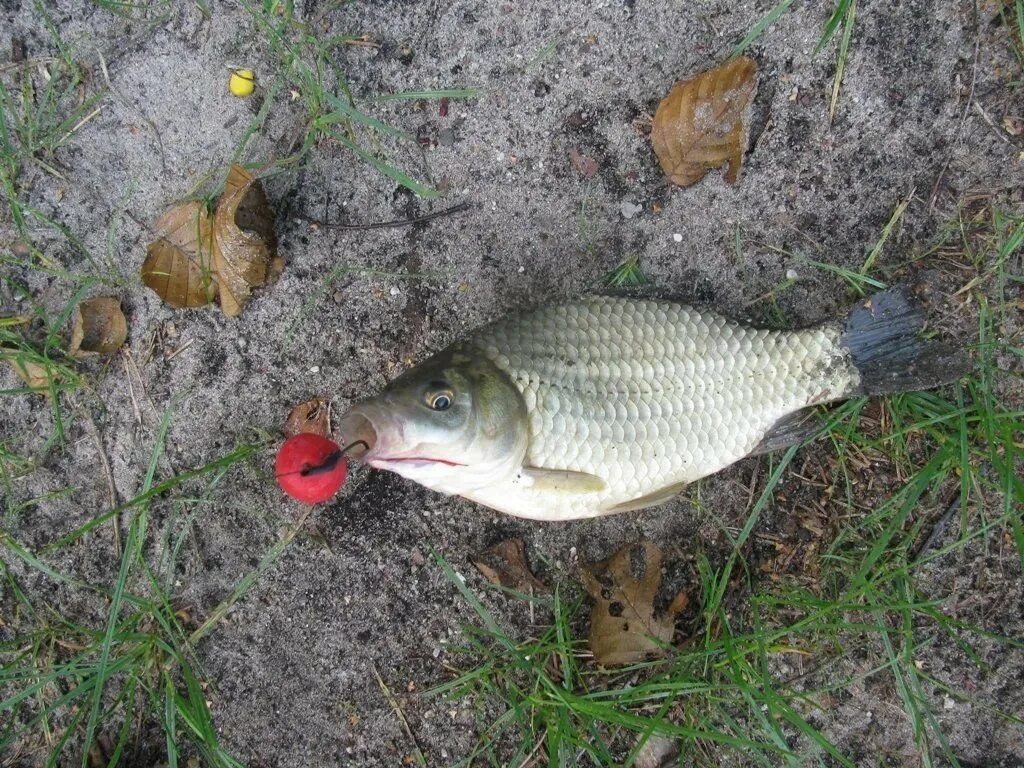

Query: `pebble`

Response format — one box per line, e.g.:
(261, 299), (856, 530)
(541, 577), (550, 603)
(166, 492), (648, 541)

(309, 365), (320, 374)
(389, 286), (400, 296)
(786, 268), (799, 280)
(672, 233), (683, 242)
(438, 127), (456, 147)
(332, 290), (345, 304)
(620, 200), (642, 219)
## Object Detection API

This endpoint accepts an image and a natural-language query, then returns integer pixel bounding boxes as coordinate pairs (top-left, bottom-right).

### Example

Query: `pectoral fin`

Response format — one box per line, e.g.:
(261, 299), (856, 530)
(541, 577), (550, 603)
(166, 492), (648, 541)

(606, 481), (688, 514)
(522, 466), (607, 494)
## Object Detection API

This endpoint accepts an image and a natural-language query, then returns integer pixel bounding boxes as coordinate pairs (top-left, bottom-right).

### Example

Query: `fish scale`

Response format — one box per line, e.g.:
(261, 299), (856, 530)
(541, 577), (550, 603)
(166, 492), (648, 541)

(468, 296), (857, 518)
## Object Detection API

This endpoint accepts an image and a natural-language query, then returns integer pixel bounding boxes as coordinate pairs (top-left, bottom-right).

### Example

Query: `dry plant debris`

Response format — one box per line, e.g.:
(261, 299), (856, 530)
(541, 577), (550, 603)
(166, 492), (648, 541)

(582, 540), (688, 666)
(142, 164), (282, 316)
(471, 538), (548, 595)
(650, 56), (758, 187)
(69, 297), (127, 358)
(284, 397), (333, 438)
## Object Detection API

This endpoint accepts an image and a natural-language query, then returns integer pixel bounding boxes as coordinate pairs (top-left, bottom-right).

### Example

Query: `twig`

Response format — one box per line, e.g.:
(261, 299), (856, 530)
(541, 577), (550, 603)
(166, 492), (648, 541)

(121, 354), (142, 426)
(516, 735), (546, 768)
(74, 400), (121, 557)
(974, 100), (1023, 148)
(912, 495), (962, 560)
(371, 664), (426, 767)
(929, 0), (981, 211)
(296, 201), (471, 231)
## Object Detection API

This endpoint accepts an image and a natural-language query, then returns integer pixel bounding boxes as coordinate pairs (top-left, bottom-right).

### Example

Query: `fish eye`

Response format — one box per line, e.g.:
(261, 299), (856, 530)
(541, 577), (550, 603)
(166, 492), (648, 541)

(426, 385), (454, 411)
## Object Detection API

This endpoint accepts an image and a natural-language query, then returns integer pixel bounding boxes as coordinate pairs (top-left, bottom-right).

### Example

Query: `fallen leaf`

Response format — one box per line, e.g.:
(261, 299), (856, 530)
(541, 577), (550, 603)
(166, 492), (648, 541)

(582, 540), (688, 666)
(284, 397), (332, 438)
(69, 297), (127, 357)
(212, 165), (282, 317)
(471, 538), (548, 595)
(142, 201), (217, 308)
(142, 164), (280, 315)
(568, 147), (599, 179)
(650, 56), (758, 187)
(2, 354), (54, 394)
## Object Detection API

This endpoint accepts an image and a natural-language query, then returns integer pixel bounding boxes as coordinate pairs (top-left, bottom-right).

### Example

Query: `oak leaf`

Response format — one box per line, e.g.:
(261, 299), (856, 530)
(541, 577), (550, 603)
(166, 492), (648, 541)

(582, 540), (688, 666)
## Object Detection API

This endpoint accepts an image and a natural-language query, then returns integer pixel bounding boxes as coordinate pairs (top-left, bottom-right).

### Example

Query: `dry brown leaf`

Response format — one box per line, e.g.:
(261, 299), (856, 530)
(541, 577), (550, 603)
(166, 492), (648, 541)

(284, 397), (332, 438)
(650, 56), (758, 187)
(471, 538), (548, 595)
(2, 352), (54, 395)
(69, 297), (127, 358)
(142, 201), (217, 308)
(568, 147), (599, 179)
(212, 165), (282, 317)
(142, 165), (280, 315)
(582, 540), (688, 667)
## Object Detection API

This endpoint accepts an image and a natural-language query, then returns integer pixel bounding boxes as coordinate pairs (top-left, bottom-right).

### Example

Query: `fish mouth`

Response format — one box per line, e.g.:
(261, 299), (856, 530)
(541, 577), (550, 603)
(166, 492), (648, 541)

(373, 456), (466, 468)
(336, 406), (466, 470)
(334, 410), (377, 461)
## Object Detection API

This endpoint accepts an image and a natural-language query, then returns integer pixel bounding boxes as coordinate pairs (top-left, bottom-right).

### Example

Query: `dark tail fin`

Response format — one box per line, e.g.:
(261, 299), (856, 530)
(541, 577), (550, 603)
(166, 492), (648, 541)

(841, 284), (970, 395)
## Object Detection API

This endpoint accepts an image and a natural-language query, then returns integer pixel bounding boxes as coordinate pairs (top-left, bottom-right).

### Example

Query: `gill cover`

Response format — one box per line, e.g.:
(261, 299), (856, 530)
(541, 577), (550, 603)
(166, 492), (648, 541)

(336, 346), (529, 495)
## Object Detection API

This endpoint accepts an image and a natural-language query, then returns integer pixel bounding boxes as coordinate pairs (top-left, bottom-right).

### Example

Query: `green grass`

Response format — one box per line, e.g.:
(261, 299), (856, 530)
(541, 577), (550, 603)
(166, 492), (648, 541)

(731, 0), (858, 119)
(0, 5), (110, 279)
(0, 404), (298, 765)
(602, 255), (649, 289)
(431, 209), (1024, 766)
(240, 0), (476, 197)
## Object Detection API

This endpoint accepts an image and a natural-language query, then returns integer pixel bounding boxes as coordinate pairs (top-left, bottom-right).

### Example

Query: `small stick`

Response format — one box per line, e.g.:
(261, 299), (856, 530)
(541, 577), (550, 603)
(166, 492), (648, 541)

(371, 664), (426, 767)
(516, 735), (546, 768)
(75, 401), (121, 557)
(913, 495), (962, 560)
(296, 201), (471, 231)
(121, 355), (143, 426)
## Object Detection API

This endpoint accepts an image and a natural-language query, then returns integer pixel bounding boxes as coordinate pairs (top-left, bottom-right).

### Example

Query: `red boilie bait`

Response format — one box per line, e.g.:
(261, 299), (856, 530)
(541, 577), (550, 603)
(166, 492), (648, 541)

(275, 433), (348, 504)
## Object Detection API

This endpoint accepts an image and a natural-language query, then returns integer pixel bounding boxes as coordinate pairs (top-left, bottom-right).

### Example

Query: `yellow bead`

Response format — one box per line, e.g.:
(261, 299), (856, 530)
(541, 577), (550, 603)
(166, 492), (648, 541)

(229, 69), (255, 97)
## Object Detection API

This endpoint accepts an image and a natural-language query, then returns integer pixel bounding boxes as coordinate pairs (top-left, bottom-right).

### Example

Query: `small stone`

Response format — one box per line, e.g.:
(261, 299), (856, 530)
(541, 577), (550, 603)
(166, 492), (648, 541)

(438, 127), (456, 147)
(786, 268), (799, 280)
(389, 286), (401, 296)
(672, 233), (683, 243)
(944, 697), (955, 710)
(309, 365), (320, 374)
(620, 200), (642, 219)
(332, 290), (345, 304)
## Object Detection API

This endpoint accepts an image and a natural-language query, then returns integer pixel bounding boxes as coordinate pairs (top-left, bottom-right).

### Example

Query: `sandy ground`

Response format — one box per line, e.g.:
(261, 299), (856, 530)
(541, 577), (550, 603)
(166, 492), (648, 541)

(2, 0), (1023, 765)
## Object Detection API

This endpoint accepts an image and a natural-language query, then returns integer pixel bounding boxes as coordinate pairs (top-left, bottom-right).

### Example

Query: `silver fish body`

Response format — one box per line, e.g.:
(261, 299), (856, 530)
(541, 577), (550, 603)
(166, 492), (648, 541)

(338, 289), (965, 521)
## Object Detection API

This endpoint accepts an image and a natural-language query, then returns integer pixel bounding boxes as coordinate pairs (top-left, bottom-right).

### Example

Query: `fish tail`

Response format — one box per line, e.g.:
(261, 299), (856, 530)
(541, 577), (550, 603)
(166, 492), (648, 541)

(841, 283), (971, 395)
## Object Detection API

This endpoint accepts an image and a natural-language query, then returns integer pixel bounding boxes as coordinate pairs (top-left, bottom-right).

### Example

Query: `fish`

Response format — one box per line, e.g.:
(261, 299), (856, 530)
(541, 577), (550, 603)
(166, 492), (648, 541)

(336, 285), (968, 521)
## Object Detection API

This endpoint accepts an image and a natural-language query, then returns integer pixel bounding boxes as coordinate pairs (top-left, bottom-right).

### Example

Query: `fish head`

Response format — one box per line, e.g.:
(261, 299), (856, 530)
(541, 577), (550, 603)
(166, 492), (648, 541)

(336, 347), (528, 495)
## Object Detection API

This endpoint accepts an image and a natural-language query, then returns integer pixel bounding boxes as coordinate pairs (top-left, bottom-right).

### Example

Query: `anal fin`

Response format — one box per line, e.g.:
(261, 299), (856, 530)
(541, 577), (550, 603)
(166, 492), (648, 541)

(750, 409), (822, 457)
(522, 466), (607, 494)
(606, 481), (688, 514)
